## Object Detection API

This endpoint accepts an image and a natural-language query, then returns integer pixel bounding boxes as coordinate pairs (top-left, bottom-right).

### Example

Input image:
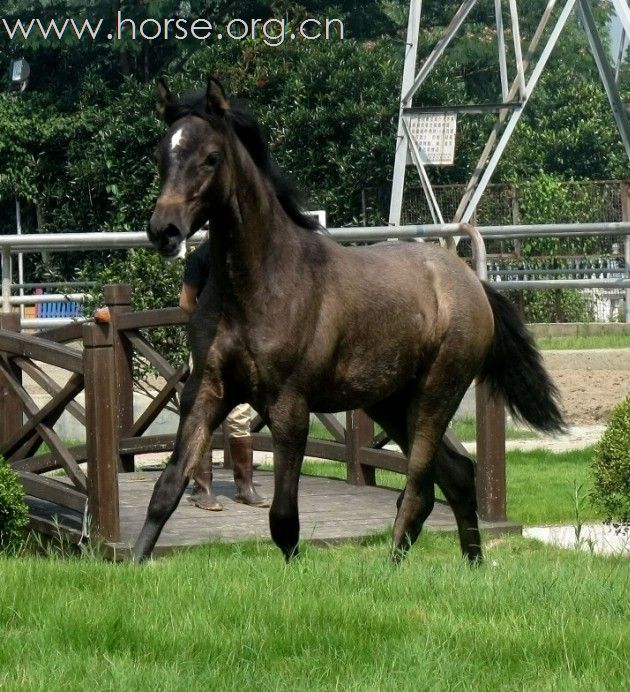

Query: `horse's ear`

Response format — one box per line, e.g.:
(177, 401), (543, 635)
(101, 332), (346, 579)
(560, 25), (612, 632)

(156, 77), (174, 117)
(206, 77), (230, 116)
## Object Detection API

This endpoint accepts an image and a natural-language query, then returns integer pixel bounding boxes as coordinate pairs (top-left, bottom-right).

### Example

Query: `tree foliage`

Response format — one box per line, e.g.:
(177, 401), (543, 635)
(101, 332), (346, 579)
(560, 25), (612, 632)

(0, 0), (628, 286)
(77, 248), (188, 377)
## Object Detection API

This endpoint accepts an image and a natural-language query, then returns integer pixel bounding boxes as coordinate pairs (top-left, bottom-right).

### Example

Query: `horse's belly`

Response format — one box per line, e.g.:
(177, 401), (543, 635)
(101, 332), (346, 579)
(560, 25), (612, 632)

(306, 350), (421, 412)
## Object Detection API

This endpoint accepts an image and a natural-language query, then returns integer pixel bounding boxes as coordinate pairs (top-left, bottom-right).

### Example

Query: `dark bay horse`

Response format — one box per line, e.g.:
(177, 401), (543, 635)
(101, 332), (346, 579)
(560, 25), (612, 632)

(133, 77), (564, 563)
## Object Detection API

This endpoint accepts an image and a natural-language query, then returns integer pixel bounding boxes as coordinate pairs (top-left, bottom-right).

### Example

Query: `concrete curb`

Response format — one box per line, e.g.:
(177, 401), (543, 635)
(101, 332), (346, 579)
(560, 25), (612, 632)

(523, 524), (630, 556)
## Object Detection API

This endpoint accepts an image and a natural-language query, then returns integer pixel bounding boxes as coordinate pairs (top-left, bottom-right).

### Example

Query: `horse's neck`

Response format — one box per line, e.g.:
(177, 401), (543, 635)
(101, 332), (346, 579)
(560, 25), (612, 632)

(211, 138), (298, 285)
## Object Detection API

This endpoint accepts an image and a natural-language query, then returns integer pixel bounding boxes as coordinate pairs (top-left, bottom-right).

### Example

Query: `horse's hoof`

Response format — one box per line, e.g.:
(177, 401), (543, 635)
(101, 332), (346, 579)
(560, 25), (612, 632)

(283, 545), (300, 562)
(466, 553), (483, 568)
(389, 547), (408, 566)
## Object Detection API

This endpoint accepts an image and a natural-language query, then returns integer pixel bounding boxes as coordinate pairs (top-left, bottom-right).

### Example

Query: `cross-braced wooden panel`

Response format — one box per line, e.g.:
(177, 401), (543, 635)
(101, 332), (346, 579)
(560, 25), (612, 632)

(0, 328), (87, 514)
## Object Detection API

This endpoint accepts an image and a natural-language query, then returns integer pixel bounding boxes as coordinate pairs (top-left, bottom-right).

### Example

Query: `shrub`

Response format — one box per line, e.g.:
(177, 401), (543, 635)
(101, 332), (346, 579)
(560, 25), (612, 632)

(0, 460), (29, 555)
(521, 288), (591, 323)
(77, 248), (187, 379)
(591, 397), (630, 528)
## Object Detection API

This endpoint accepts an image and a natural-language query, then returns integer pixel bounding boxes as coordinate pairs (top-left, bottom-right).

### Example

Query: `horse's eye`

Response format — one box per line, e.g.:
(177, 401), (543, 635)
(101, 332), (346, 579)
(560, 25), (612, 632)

(203, 153), (219, 168)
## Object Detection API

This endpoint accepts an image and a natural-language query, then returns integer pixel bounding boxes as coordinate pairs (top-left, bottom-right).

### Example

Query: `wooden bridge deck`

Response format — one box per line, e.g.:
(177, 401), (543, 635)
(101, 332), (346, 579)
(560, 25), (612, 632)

(27, 467), (521, 557)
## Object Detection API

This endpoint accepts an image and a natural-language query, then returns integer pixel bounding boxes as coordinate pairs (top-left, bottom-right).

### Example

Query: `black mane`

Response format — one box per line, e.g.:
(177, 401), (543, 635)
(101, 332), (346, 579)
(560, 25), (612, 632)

(163, 91), (320, 232)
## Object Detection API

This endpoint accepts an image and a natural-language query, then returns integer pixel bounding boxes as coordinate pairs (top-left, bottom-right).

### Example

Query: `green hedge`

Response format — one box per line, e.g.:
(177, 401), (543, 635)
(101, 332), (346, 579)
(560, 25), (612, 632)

(0, 460), (29, 555)
(591, 397), (630, 528)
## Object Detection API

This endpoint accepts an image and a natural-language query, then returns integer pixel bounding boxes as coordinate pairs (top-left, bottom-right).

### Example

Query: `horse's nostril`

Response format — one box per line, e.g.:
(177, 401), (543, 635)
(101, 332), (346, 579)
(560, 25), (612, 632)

(164, 224), (180, 240)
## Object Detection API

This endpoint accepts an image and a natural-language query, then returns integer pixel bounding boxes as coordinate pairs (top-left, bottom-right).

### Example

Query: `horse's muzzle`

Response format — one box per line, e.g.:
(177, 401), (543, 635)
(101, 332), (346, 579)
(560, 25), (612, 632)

(147, 221), (186, 259)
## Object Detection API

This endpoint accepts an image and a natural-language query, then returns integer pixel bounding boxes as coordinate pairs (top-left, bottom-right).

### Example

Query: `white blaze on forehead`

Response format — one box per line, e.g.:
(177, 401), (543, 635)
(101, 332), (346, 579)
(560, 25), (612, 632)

(170, 127), (185, 150)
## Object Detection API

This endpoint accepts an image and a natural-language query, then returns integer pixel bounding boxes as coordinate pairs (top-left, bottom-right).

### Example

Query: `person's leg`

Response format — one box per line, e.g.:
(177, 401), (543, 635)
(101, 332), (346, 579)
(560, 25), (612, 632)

(225, 403), (251, 438)
(226, 405), (270, 507)
(188, 446), (223, 510)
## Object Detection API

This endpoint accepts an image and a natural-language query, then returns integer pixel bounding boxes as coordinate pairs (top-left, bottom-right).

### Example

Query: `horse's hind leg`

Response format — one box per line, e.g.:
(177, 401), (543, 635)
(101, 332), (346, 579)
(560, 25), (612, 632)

(365, 395), (411, 457)
(132, 372), (230, 562)
(391, 362), (474, 562)
(391, 450), (436, 563)
(367, 391), (481, 563)
(365, 395), (410, 510)
(367, 395), (441, 555)
(434, 435), (482, 563)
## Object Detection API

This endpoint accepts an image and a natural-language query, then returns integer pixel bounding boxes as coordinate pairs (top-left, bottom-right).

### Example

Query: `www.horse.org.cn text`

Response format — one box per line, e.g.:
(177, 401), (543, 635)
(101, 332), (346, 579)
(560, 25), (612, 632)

(1, 14), (346, 47)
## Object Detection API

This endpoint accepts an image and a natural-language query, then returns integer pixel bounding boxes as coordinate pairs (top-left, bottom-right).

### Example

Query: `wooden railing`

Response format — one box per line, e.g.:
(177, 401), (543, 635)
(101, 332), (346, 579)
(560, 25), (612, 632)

(0, 313), (97, 540)
(0, 283), (505, 544)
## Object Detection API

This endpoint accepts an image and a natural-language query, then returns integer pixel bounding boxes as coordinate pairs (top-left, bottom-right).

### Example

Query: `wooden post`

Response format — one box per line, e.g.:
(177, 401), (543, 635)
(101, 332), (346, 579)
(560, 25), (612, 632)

(346, 410), (376, 486)
(0, 313), (22, 447)
(83, 321), (120, 542)
(475, 381), (507, 522)
(104, 284), (134, 472)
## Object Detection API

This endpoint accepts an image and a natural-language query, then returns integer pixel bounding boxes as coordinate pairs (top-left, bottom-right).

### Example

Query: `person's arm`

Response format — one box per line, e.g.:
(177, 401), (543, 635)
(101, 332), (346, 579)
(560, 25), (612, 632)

(180, 240), (210, 314)
(179, 282), (199, 314)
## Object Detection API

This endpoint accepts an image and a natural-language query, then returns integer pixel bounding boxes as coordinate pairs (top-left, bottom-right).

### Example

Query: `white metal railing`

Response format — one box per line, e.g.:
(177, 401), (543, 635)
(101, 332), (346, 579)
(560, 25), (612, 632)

(0, 225), (487, 324)
(0, 222), (628, 326)
(10, 293), (86, 305)
(10, 292), (88, 330)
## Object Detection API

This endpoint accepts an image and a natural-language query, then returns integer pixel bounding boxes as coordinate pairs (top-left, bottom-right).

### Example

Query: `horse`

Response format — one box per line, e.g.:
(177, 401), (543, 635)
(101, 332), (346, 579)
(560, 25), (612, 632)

(133, 76), (565, 564)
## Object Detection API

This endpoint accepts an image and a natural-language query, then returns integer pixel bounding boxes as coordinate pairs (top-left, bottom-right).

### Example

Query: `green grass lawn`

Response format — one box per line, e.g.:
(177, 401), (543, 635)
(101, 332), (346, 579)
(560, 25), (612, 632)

(536, 333), (629, 350)
(505, 447), (600, 525)
(0, 445), (620, 689)
(1, 535), (629, 690)
(450, 417), (536, 443)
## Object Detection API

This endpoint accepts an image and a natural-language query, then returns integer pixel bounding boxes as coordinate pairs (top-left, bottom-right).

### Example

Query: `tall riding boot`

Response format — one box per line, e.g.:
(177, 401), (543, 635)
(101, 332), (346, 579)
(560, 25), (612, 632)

(230, 436), (270, 507)
(188, 448), (223, 511)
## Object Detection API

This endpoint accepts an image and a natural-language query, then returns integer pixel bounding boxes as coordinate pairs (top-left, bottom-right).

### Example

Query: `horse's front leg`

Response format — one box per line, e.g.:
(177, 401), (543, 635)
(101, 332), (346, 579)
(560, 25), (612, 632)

(268, 396), (309, 561)
(132, 372), (230, 562)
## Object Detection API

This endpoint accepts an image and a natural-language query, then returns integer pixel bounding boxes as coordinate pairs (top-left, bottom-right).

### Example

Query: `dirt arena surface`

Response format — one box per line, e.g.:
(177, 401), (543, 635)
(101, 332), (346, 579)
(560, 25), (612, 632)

(543, 349), (629, 426)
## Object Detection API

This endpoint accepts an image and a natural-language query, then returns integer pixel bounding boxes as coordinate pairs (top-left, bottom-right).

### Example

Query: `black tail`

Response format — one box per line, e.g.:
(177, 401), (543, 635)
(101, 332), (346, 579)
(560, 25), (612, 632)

(479, 283), (566, 433)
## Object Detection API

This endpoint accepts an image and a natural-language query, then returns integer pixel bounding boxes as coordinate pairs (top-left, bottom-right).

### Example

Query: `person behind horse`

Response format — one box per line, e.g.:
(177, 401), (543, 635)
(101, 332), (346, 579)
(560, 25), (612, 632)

(179, 239), (269, 510)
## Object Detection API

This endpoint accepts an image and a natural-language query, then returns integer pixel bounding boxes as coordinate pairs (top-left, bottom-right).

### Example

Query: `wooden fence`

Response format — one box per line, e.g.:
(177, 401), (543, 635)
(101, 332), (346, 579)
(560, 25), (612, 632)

(0, 284), (506, 545)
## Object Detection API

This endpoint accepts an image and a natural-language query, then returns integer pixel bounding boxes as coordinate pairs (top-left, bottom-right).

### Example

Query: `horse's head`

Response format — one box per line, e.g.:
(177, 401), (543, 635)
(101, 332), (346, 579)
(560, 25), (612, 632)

(148, 77), (232, 258)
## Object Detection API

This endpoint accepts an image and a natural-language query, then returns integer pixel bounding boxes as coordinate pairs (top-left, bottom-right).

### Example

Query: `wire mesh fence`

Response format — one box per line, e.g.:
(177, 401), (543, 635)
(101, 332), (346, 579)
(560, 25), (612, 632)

(361, 180), (629, 322)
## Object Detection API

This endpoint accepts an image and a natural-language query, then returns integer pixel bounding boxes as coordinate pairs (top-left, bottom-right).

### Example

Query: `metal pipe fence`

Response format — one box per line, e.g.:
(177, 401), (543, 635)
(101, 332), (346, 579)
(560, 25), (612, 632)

(0, 221), (627, 323)
(11, 293), (86, 305)
(363, 181), (630, 318)
(15, 281), (98, 290)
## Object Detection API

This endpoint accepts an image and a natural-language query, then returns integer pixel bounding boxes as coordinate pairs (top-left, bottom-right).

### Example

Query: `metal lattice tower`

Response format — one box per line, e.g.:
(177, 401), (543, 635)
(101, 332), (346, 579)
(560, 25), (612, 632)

(389, 0), (630, 228)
